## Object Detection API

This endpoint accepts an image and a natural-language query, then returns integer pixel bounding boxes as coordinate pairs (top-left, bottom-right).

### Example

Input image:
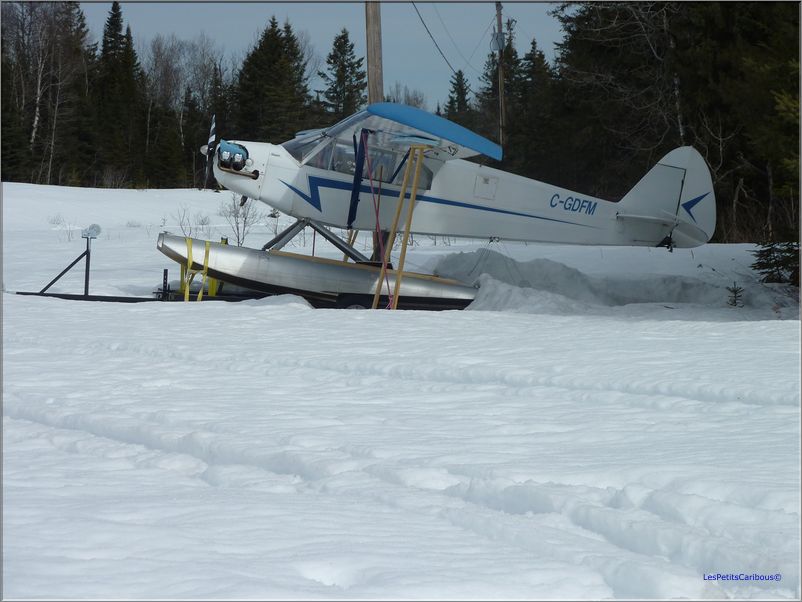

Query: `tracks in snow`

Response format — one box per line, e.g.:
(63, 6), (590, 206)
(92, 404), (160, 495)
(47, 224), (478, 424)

(7, 332), (798, 408)
(4, 321), (799, 598)
(5, 388), (798, 599)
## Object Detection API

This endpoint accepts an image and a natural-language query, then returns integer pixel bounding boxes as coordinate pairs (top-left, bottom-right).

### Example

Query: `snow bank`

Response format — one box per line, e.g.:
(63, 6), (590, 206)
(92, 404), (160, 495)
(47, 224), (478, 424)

(434, 248), (799, 320)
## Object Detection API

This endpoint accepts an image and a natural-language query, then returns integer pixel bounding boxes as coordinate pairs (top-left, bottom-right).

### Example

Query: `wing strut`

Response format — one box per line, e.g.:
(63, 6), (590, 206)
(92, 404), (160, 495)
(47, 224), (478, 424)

(346, 128), (370, 229)
(372, 143), (431, 310)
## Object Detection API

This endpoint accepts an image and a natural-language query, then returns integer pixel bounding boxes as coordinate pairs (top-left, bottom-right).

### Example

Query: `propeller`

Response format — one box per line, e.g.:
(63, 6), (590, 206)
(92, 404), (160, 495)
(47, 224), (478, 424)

(203, 114), (216, 189)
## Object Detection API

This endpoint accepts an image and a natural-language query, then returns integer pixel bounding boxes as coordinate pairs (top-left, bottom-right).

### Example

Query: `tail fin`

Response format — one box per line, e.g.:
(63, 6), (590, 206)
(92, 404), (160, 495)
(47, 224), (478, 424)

(617, 146), (716, 248)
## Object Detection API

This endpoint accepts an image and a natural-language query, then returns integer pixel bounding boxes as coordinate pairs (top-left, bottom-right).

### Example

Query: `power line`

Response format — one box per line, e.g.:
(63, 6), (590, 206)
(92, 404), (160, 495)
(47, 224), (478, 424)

(411, 1), (487, 101)
(469, 17), (496, 66)
(432, 3), (482, 76)
(411, 1), (457, 75)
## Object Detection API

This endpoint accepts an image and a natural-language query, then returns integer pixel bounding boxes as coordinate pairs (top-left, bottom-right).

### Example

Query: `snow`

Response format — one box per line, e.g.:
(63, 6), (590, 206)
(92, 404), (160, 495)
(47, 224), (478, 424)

(3, 182), (800, 599)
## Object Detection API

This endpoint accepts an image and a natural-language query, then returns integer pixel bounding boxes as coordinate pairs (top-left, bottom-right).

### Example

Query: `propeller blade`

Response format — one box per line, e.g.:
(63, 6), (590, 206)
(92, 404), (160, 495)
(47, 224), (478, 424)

(205, 114), (216, 188)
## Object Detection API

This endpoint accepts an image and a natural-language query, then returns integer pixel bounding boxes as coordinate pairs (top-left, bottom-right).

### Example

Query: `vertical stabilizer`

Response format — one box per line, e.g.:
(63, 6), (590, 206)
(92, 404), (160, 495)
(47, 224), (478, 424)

(618, 146), (716, 247)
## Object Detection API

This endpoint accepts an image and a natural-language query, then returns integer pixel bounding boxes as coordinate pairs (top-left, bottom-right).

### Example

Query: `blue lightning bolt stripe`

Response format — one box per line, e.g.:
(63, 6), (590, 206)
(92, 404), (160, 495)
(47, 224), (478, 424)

(681, 192), (710, 223)
(279, 176), (600, 229)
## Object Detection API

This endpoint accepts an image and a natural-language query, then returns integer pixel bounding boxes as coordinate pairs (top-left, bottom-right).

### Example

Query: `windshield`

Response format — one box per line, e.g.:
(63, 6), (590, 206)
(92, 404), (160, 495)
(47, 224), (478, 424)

(282, 133), (327, 163)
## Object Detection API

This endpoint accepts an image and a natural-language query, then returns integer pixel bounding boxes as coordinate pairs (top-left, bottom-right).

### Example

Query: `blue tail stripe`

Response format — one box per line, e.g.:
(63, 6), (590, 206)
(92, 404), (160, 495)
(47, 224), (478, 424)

(681, 192), (709, 223)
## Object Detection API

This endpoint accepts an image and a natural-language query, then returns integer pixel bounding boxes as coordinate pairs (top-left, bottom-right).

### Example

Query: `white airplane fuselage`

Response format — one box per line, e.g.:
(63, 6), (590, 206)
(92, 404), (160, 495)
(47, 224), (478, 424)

(214, 140), (716, 249)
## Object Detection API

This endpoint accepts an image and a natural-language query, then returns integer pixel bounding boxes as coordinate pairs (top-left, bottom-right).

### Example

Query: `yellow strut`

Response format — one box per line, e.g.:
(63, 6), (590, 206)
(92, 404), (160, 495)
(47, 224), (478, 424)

(196, 241), (211, 301)
(372, 145), (429, 309)
(182, 238), (194, 301)
(182, 237), (213, 302)
(391, 147), (427, 309)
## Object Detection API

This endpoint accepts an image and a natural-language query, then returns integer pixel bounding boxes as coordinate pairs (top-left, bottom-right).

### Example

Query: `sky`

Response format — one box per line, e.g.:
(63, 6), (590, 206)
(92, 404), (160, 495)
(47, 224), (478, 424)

(79, 1), (566, 111)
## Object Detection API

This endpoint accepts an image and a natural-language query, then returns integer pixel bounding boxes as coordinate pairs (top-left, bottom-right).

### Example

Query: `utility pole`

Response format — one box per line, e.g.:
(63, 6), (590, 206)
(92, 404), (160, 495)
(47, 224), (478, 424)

(495, 1), (505, 150)
(365, 1), (386, 261)
(365, 2), (384, 104)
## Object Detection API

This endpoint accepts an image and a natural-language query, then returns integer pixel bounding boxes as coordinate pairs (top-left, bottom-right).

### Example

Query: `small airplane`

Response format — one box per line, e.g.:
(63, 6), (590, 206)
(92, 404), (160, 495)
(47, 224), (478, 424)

(158, 103), (716, 308)
(208, 102), (715, 249)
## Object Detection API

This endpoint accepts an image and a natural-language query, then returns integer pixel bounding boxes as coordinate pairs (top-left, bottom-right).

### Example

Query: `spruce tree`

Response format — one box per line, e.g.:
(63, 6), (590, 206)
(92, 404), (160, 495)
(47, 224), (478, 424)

(121, 26), (146, 185)
(235, 17), (283, 139)
(95, 3), (145, 185)
(54, 2), (99, 186)
(444, 70), (475, 130)
(318, 28), (366, 120)
(280, 21), (312, 132)
(1, 31), (26, 182)
(552, 3), (683, 199)
(100, 1), (124, 58)
(510, 38), (556, 180)
(751, 242), (800, 286)
(235, 17), (311, 142)
(181, 86), (206, 188)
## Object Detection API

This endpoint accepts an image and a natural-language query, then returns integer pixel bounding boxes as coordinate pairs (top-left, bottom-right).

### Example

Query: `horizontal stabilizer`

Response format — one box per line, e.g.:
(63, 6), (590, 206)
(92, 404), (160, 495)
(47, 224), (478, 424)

(616, 210), (710, 247)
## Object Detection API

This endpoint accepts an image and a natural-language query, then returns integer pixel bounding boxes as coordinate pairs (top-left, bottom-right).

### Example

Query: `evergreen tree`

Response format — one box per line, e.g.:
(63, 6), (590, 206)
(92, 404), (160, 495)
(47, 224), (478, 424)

(509, 38), (557, 180)
(209, 62), (231, 135)
(751, 242), (800, 286)
(552, 3), (683, 199)
(1, 23), (27, 182)
(181, 86), (206, 188)
(281, 21), (312, 130)
(317, 28), (366, 120)
(54, 2), (99, 186)
(235, 17), (311, 142)
(95, 3), (145, 186)
(121, 26), (146, 184)
(100, 0), (124, 58)
(444, 70), (475, 130)
(552, 1), (799, 237)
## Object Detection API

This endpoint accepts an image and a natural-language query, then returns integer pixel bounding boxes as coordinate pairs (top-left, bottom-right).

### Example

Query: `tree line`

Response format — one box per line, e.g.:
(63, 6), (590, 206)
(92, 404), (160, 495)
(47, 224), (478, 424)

(442, 2), (798, 244)
(0, 2), (370, 189)
(1, 1), (798, 244)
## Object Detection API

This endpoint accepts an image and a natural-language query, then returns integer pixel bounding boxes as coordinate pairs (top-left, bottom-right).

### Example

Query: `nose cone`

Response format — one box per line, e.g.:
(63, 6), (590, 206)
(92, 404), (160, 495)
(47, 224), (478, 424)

(213, 140), (273, 199)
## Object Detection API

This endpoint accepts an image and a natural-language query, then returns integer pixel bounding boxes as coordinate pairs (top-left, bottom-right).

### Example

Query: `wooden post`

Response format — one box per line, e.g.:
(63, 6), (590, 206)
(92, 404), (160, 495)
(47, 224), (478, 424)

(496, 1), (505, 150)
(365, 2), (384, 105)
(366, 1), (388, 261)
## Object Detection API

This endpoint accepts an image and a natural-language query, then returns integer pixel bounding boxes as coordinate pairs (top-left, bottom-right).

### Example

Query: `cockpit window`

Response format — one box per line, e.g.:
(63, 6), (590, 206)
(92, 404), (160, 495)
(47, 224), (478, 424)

(283, 134), (326, 163)
(284, 126), (434, 189)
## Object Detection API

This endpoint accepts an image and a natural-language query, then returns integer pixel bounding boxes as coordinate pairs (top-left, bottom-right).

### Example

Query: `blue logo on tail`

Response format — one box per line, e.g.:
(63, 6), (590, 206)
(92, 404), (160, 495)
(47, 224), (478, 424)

(681, 192), (710, 223)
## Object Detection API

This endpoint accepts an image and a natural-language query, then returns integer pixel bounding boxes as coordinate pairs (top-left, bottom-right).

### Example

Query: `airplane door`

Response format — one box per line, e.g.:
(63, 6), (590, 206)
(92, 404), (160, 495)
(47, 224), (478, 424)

(474, 174), (498, 200)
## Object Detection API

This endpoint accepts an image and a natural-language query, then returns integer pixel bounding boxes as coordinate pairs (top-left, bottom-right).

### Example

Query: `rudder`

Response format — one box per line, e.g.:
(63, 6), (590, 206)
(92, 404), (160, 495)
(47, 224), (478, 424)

(618, 146), (716, 248)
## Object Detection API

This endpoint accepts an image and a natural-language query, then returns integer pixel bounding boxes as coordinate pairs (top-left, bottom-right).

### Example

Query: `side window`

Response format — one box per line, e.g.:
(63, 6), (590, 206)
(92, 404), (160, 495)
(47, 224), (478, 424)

(325, 141), (433, 190)
(418, 165), (433, 189)
(386, 152), (433, 189)
(367, 148), (397, 183)
(332, 143), (356, 175)
(306, 140), (333, 170)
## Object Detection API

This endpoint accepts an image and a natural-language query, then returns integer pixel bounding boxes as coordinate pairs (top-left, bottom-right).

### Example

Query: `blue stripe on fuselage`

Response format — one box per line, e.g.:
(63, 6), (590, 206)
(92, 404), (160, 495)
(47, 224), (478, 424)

(279, 175), (599, 229)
